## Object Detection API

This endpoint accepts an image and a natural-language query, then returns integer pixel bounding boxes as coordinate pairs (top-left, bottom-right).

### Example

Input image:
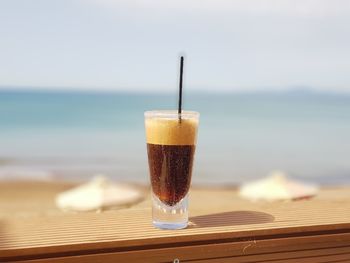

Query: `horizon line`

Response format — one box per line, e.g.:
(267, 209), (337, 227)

(0, 85), (349, 95)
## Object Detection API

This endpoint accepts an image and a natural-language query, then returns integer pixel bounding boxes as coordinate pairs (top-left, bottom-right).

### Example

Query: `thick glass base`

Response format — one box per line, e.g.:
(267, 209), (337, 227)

(153, 221), (187, 230)
(152, 193), (188, 230)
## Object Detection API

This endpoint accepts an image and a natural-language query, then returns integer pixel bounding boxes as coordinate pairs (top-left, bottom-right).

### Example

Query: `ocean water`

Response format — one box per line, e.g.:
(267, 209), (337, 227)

(0, 89), (349, 185)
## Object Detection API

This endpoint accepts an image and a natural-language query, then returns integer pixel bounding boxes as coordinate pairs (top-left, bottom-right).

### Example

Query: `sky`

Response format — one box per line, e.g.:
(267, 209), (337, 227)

(0, 0), (350, 92)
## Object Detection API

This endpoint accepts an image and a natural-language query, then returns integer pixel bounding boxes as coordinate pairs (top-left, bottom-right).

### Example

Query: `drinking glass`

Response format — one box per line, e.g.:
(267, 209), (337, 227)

(145, 110), (199, 229)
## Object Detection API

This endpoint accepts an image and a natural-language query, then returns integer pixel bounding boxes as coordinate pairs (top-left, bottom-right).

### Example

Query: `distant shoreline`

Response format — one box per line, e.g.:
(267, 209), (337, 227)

(0, 157), (349, 186)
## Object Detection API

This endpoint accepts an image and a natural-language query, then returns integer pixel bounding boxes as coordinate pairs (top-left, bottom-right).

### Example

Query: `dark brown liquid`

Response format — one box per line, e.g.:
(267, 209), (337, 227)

(147, 143), (195, 206)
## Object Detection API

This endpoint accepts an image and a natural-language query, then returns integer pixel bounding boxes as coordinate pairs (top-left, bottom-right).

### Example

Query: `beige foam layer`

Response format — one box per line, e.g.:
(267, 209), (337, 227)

(145, 118), (198, 145)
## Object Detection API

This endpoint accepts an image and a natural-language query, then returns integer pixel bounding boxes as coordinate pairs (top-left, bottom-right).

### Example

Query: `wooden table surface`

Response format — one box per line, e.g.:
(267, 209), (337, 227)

(0, 181), (349, 262)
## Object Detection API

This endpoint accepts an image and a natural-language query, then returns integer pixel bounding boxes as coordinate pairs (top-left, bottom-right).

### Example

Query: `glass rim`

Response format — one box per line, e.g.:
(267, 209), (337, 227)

(144, 110), (199, 119)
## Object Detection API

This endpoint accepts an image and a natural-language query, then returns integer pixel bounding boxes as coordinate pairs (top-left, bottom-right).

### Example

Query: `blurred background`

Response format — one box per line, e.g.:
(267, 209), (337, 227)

(0, 0), (349, 185)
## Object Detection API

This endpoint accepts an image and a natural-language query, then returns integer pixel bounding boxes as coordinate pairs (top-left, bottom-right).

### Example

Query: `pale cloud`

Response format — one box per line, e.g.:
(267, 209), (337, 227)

(0, 0), (349, 91)
(88, 0), (350, 17)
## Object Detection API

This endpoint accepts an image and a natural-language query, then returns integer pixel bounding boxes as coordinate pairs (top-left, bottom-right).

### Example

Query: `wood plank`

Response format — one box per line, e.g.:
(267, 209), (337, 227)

(9, 236), (350, 262)
(191, 253), (350, 263)
(0, 182), (349, 261)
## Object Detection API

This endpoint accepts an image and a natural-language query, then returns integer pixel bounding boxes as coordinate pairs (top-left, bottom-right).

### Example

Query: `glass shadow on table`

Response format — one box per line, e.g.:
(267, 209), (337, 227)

(189, 211), (275, 228)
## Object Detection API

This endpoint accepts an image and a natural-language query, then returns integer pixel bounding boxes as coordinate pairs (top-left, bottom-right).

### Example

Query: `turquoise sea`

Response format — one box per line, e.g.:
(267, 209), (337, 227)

(0, 89), (349, 185)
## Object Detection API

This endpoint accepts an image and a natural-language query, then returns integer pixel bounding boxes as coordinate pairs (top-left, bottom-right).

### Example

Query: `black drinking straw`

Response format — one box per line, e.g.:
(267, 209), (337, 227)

(178, 56), (184, 122)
